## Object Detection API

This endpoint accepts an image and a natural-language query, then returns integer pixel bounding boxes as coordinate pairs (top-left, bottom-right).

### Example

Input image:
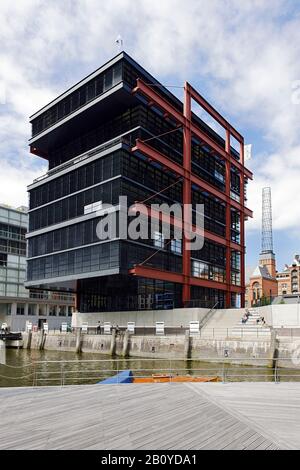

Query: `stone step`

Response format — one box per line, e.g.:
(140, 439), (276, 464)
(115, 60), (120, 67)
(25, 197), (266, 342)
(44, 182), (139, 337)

(230, 329), (271, 337)
(238, 321), (266, 326)
(232, 326), (270, 332)
(200, 329), (271, 338)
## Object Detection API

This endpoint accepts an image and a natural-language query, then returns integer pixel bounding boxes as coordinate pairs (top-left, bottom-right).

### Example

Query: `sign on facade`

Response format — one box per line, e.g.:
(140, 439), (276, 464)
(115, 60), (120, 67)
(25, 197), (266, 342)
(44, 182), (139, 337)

(43, 323), (49, 333)
(189, 321), (200, 335)
(81, 322), (88, 333)
(156, 321), (165, 336)
(26, 322), (32, 332)
(61, 323), (68, 333)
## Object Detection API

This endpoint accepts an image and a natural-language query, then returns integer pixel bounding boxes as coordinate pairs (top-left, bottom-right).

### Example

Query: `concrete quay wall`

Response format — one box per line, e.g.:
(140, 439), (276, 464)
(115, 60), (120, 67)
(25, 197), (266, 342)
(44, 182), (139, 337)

(23, 331), (283, 368)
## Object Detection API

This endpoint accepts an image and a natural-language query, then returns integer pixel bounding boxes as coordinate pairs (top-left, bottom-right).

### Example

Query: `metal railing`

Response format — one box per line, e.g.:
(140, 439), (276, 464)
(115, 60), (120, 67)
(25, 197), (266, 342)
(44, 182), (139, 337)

(1, 357), (300, 387)
(81, 326), (187, 336)
(32, 128), (140, 184)
(56, 325), (274, 339)
(29, 291), (75, 302)
(0, 230), (26, 242)
(274, 328), (300, 339)
(198, 301), (219, 329)
(0, 245), (26, 256)
(183, 299), (221, 309)
(21, 325), (283, 339)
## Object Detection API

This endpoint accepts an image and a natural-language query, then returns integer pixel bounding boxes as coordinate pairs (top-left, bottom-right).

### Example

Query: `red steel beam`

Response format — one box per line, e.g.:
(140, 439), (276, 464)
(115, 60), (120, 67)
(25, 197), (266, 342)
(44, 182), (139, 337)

(132, 79), (253, 180)
(190, 122), (251, 180)
(129, 266), (184, 284)
(182, 82), (192, 303)
(132, 139), (253, 218)
(239, 143), (246, 308)
(131, 78), (250, 308)
(129, 265), (244, 293)
(189, 85), (243, 144)
(225, 130), (232, 308)
(133, 140), (184, 177)
(130, 203), (244, 252)
(30, 145), (48, 160)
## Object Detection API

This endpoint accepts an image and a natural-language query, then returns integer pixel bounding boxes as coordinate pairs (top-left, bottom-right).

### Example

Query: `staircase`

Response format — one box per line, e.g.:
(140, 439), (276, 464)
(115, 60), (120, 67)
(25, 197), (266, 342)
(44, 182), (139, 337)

(230, 308), (271, 339)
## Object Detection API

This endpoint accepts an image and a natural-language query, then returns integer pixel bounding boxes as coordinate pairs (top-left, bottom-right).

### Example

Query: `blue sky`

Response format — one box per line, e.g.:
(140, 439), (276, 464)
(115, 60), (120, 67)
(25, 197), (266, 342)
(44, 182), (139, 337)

(1, 0), (300, 275)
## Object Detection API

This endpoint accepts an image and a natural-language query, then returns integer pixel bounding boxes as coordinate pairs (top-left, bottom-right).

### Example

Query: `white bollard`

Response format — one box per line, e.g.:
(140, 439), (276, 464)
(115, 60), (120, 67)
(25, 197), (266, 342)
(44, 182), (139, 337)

(0, 339), (6, 365)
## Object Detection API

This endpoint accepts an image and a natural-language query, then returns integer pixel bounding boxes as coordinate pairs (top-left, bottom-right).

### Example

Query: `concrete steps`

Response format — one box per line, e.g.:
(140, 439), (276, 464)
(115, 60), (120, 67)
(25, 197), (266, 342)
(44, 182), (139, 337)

(230, 309), (271, 338)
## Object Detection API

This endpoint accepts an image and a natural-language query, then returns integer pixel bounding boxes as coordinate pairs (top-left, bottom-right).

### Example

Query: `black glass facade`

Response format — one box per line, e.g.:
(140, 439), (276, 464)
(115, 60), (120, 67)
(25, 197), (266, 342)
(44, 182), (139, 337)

(27, 241), (120, 282)
(79, 275), (182, 312)
(191, 286), (225, 309)
(27, 53), (243, 311)
(32, 61), (123, 137)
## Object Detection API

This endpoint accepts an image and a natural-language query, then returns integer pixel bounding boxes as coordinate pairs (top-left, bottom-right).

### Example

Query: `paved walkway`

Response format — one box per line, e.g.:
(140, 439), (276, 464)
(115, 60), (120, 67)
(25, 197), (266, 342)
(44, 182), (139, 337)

(1, 382), (299, 450)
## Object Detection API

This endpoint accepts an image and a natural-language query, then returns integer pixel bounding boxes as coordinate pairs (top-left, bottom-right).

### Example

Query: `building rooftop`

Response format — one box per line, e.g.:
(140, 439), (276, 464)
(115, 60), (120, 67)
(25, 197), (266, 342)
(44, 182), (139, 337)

(251, 265), (273, 280)
(0, 204), (28, 214)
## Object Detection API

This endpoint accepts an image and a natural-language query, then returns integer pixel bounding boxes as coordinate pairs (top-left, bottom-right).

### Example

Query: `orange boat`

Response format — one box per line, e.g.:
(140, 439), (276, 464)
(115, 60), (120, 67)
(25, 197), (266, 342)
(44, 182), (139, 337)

(133, 374), (220, 383)
(98, 370), (220, 384)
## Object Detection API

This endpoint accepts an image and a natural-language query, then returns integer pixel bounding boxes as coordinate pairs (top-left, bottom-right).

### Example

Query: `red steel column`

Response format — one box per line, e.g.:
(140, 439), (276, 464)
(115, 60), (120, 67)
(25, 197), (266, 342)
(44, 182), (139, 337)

(182, 82), (192, 305)
(225, 129), (231, 308)
(240, 143), (245, 308)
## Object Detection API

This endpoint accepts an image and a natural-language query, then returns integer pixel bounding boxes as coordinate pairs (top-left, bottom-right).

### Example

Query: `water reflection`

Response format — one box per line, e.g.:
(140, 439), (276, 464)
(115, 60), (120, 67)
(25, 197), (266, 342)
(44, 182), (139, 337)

(0, 349), (298, 387)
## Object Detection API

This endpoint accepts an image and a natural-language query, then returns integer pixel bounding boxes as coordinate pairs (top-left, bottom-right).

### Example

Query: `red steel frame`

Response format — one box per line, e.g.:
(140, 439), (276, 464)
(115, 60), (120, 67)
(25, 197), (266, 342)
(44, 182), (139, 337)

(129, 79), (253, 308)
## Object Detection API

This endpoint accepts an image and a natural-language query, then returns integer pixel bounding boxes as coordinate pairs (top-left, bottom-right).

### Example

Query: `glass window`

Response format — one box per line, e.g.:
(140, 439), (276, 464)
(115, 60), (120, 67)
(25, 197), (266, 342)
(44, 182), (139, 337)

(59, 306), (67, 316)
(153, 231), (164, 248)
(103, 68), (113, 92)
(28, 304), (37, 316)
(95, 76), (103, 96)
(17, 304), (25, 315)
(49, 306), (56, 316)
(171, 239), (182, 254)
(113, 62), (122, 85)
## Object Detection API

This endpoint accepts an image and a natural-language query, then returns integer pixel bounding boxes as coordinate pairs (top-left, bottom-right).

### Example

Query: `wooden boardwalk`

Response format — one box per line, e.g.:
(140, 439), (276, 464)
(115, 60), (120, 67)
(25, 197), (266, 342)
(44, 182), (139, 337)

(0, 382), (299, 450)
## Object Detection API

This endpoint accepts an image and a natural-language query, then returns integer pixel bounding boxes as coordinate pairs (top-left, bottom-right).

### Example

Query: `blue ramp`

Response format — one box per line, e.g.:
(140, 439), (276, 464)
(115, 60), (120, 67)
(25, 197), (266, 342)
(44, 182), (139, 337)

(98, 370), (133, 384)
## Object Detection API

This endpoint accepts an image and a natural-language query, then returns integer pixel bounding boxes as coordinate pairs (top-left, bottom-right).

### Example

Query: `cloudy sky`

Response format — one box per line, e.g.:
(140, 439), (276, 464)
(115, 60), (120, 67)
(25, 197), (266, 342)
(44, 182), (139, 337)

(1, 0), (300, 271)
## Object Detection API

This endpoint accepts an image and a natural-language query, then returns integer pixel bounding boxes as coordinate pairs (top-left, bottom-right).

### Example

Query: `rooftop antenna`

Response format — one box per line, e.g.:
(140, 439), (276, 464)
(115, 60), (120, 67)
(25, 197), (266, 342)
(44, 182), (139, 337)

(261, 187), (274, 254)
(115, 35), (124, 52)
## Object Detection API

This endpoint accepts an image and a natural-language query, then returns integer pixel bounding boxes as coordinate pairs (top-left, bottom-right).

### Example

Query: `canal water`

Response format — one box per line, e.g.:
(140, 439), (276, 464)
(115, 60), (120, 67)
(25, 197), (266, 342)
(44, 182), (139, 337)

(2, 349), (296, 387)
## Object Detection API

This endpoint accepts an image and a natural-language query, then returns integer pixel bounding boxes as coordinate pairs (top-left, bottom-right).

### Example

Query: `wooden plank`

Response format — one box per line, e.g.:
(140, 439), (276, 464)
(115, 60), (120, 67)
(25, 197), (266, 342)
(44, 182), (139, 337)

(0, 383), (296, 450)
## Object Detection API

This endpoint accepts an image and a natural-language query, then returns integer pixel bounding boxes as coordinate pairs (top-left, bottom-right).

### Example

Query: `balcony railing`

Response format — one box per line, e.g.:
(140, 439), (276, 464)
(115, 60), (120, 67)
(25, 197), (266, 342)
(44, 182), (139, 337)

(32, 128), (140, 185)
(29, 291), (75, 303)
(0, 230), (26, 242)
(0, 245), (26, 256)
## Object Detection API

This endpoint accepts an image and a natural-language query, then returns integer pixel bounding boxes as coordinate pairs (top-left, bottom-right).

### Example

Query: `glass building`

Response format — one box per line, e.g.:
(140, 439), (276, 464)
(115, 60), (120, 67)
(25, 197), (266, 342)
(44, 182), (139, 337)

(26, 52), (252, 312)
(0, 204), (75, 330)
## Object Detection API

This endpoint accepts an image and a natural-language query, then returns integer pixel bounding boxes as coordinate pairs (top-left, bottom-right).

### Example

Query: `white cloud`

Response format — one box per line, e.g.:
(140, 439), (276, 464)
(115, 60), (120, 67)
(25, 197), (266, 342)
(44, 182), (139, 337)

(247, 145), (300, 232)
(0, 0), (299, 241)
(0, 158), (47, 209)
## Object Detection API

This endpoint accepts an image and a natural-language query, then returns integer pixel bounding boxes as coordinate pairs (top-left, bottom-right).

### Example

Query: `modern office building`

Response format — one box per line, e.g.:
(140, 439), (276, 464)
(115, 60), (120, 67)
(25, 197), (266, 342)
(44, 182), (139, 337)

(26, 52), (252, 312)
(0, 204), (75, 330)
